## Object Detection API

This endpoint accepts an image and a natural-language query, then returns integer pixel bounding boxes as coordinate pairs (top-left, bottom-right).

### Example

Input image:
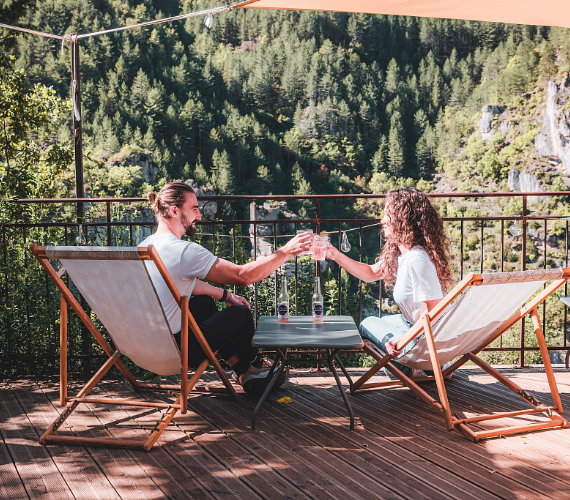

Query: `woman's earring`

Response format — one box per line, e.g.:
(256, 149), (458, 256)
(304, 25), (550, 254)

(341, 231), (351, 252)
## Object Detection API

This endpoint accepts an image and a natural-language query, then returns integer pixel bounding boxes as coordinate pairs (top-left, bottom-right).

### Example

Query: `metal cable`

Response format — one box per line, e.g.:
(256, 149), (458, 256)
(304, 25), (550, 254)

(0, 23), (65, 40)
(0, 3), (233, 43)
(76, 5), (231, 39)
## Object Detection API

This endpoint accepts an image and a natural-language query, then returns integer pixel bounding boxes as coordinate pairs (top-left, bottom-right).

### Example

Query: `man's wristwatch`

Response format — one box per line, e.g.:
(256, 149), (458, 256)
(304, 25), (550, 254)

(218, 288), (228, 302)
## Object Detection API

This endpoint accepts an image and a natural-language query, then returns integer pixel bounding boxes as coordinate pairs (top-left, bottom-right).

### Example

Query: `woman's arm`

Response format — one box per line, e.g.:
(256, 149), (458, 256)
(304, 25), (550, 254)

(385, 298), (442, 356)
(326, 244), (381, 282)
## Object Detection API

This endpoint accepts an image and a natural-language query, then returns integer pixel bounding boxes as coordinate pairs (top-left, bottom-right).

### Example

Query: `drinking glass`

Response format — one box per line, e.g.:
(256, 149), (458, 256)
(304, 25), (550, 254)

(296, 229), (314, 256)
(311, 234), (329, 261)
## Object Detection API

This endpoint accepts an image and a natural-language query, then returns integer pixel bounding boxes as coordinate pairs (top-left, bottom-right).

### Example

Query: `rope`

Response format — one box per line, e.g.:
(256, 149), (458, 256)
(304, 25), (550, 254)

(1, 2), (235, 43)
(0, 23), (65, 40)
(196, 222), (383, 239)
(76, 5), (231, 39)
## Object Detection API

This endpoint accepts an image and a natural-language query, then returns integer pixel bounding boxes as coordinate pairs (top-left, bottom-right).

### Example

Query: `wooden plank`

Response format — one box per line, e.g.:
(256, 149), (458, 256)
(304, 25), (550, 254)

(32, 380), (180, 500)
(190, 384), (407, 500)
(11, 380), (124, 500)
(57, 380), (219, 500)
(279, 375), (505, 500)
(0, 442), (29, 500)
(340, 371), (570, 499)
(99, 380), (263, 500)
(0, 381), (75, 499)
(211, 379), (467, 500)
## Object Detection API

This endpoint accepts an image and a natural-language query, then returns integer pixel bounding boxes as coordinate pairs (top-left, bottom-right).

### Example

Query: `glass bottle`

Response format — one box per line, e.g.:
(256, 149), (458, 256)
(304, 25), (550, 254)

(277, 277), (289, 322)
(312, 278), (324, 322)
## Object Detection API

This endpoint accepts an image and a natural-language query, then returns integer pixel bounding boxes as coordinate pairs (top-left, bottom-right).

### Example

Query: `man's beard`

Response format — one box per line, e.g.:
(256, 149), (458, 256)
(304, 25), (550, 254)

(180, 213), (196, 238)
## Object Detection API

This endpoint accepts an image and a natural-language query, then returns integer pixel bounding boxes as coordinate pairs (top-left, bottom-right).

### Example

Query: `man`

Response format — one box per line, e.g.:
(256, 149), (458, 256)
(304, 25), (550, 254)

(140, 182), (311, 395)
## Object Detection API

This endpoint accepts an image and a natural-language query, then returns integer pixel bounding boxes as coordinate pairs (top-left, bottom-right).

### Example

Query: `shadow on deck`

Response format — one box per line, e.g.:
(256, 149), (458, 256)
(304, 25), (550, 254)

(2, 366), (570, 499)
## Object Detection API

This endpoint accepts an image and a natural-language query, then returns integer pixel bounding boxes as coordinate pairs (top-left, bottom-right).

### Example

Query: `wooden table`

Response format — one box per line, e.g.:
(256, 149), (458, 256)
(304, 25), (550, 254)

(251, 315), (364, 430)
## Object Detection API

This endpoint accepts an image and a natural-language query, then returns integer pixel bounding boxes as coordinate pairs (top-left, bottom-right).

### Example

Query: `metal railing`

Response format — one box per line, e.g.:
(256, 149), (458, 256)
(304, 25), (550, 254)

(2, 191), (570, 377)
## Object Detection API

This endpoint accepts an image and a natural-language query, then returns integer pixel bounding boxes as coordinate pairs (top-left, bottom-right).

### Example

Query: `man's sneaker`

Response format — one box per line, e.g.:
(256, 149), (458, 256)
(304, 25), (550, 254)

(238, 366), (272, 397)
(272, 365), (290, 391)
(237, 365), (290, 396)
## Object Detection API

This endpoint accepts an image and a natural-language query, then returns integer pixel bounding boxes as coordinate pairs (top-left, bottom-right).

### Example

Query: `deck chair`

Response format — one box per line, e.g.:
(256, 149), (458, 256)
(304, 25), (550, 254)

(349, 268), (570, 442)
(30, 244), (235, 451)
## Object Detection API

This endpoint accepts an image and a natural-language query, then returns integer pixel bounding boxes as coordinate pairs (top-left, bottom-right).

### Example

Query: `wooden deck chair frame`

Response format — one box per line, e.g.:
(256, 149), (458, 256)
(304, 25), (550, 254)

(349, 269), (570, 442)
(30, 244), (236, 451)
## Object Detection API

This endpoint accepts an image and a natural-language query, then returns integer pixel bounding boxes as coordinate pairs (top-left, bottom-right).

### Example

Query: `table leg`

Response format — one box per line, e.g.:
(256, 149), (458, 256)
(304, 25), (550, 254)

(251, 348), (287, 430)
(334, 353), (355, 395)
(328, 349), (355, 431)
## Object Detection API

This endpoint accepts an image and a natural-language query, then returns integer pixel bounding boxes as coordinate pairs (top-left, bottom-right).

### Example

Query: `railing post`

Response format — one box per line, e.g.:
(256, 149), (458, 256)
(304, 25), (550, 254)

(106, 201), (112, 245)
(519, 195), (528, 368)
(70, 34), (84, 221)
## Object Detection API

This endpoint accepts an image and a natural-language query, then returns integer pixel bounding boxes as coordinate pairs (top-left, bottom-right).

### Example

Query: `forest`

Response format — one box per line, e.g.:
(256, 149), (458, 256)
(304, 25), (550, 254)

(3, 1), (570, 375)
(3, 0), (570, 205)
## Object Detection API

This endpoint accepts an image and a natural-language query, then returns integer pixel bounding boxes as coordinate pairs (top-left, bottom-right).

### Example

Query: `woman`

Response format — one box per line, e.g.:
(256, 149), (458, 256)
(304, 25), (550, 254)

(326, 187), (452, 377)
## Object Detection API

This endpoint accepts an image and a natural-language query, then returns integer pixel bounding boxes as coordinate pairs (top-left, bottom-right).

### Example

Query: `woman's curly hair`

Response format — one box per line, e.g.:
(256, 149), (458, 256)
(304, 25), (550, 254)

(376, 187), (453, 292)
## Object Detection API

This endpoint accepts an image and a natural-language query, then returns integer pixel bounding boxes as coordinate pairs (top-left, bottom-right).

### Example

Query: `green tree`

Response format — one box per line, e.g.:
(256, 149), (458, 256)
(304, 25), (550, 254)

(0, 55), (72, 200)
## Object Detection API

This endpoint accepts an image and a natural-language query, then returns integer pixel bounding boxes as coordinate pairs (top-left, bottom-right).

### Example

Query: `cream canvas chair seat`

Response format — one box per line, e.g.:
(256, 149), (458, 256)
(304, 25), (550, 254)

(350, 268), (570, 441)
(31, 244), (235, 451)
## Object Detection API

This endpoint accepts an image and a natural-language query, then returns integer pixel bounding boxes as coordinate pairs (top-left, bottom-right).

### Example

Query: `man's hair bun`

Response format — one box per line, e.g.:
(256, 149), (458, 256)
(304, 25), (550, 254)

(147, 191), (156, 202)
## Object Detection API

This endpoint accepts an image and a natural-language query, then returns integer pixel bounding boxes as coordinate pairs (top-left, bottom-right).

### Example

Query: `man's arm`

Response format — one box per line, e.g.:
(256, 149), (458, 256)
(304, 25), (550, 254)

(204, 232), (311, 287)
(192, 280), (250, 308)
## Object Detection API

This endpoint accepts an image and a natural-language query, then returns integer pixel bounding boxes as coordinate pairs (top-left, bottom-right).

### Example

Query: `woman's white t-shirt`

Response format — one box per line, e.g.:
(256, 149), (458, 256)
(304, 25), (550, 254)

(392, 246), (443, 324)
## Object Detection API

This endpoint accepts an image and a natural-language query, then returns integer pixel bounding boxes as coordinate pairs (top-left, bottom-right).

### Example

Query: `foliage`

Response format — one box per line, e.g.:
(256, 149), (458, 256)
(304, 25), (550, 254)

(0, 54), (73, 202)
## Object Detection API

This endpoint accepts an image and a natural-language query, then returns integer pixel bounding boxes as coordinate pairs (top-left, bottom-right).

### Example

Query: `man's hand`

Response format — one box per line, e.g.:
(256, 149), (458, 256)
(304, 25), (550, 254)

(281, 231), (313, 257)
(226, 292), (251, 309)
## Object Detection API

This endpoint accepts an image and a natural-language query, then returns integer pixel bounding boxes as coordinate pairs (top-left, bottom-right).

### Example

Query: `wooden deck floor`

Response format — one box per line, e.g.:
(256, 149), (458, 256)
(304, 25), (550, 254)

(2, 366), (570, 500)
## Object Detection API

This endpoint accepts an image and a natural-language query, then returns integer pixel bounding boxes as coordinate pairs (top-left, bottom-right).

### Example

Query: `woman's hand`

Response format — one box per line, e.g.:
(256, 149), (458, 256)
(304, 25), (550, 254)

(325, 243), (340, 261)
(385, 340), (402, 357)
(226, 292), (251, 309)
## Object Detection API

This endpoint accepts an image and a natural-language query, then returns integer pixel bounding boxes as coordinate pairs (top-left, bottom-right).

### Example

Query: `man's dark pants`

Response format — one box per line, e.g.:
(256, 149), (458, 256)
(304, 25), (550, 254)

(173, 295), (256, 376)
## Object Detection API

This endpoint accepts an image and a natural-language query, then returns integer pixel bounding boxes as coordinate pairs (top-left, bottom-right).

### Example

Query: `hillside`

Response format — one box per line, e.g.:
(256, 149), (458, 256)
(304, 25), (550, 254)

(4, 0), (570, 209)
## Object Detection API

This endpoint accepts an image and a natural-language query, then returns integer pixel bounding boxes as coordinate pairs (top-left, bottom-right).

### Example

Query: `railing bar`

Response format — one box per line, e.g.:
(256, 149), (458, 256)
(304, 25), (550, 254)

(379, 228), (383, 318)
(501, 220), (504, 273)
(359, 222), (363, 325)
(2, 225), (9, 362)
(254, 221), (258, 323)
(543, 219), (547, 338)
(106, 201), (112, 245)
(519, 195), (528, 368)
(274, 221), (278, 318)
(460, 220), (464, 280)
(562, 221), (568, 346)
(294, 222), (298, 316)
(338, 222), (342, 315)
(232, 224), (237, 297)
(480, 219), (484, 274)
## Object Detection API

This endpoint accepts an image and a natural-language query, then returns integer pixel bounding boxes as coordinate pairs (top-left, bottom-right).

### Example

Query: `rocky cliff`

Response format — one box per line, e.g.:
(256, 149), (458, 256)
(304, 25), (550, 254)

(535, 74), (570, 173)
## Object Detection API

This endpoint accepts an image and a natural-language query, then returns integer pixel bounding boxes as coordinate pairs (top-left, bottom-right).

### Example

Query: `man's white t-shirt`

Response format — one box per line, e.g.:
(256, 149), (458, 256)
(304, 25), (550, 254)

(392, 246), (443, 324)
(139, 233), (218, 333)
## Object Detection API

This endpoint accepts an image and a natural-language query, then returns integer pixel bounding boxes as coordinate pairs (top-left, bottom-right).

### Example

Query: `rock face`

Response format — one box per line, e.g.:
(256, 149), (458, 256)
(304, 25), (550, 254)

(534, 77), (570, 172)
(478, 104), (503, 140)
(508, 168), (547, 202)
(186, 182), (218, 220)
(249, 201), (297, 257)
(110, 150), (158, 183)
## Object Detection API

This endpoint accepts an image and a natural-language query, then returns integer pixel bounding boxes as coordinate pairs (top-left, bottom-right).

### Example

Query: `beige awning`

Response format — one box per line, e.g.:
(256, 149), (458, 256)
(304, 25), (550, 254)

(233, 0), (570, 30)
